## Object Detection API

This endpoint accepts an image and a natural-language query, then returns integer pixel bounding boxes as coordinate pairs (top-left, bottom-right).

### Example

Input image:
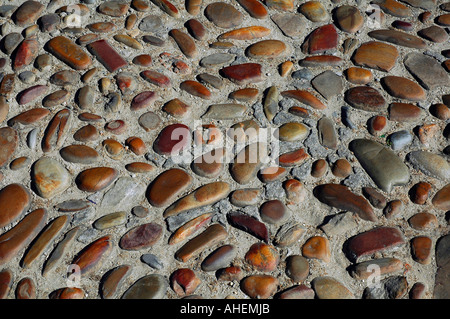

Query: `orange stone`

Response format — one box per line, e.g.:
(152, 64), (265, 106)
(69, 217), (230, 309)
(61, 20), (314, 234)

(47, 36), (92, 70)
(147, 168), (193, 208)
(71, 236), (112, 275)
(219, 26), (271, 41)
(50, 287), (84, 299)
(381, 76), (426, 101)
(0, 183), (31, 228)
(125, 136), (147, 155)
(245, 242), (279, 271)
(76, 167), (118, 192)
(277, 148), (309, 167)
(246, 40), (287, 58)
(302, 236), (331, 262)
(237, 0), (268, 19)
(353, 41), (399, 72)
(241, 275), (279, 299)
(180, 80), (211, 99)
(281, 90), (326, 110)
(346, 67), (373, 84)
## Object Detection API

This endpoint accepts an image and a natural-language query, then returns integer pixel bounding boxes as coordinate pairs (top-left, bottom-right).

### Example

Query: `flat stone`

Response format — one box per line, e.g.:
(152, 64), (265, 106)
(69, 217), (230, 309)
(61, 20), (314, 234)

(169, 213), (212, 245)
(13, 38), (39, 71)
(0, 209), (47, 266)
(147, 168), (193, 208)
(218, 26), (271, 40)
(245, 243), (279, 272)
(180, 80), (211, 99)
(299, 1), (329, 22)
(349, 139), (410, 192)
(138, 112), (161, 132)
(191, 148), (225, 178)
(368, 29), (427, 49)
(284, 179), (307, 205)
(432, 184), (450, 210)
(50, 288), (84, 299)
(265, 0), (294, 11)
(237, 0), (268, 19)
(141, 70), (171, 88)
(87, 22), (116, 33)
(15, 278), (34, 299)
(87, 40), (127, 72)
(175, 224), (227, 262)
(227, 211), (270, 242)
(42, 227), (81, 277)
(353, 41), (399, 72)
(281, 90), (326, 110)
(407, 151), (450, 181)
(363, 275), (408, 299)
(0, 127), (18, 167)
(302, 24), (338, 54)
(17, 85), (48, 105)
(311, 70), (344, 100)
(409, 212), (438, 231)
(43, 90), (70, 107)
(246, 40), (287, 59)
(381, 76), (426, 101)
(71, 236), (112, 275)
(434, 234), (450, 298)
(201, 245), (236, 271)
(220, 63), (264, 85)
(404, 53), (450, 90)
(75, 167), (118, 192)
(170, 29), (197, 58)
(185, 19), (207, 41)
(277, 122), (309, 142)
(31, 157), (70, 199)
(126, 162), (155, 174)
(200, 53), (235, 67)
(240, 275), (279, 299)
(114, 34), (143, 50)
(321, 212), (358, 236)
(164, 182), (230, 217)
(345, 226), (406, 262)
(42, 109), (71, 153)
(231, 143), (267, 184)
(50, 70), (79, 86)
(335, 5), (364, 33)
(277, 148), (309, 167)
(259, 166), (287, 183)
(362, 187), (387, 208)
(411, 236), (432, 265)
(14, 1), (44, 27)
(131, 91), (157, 111)
(205, 2), (243, 28)
(263, 86), (278, 122)
(170, 268), (201, 296)
(122, 274), (168, 299)
(217, 266), (244, 281)
(151, 0), (180, 18)
(372, 0), (411, 17)
(21, 215), (69, 269)
(98, 1), (129, 16)
(230, 188), (261, 207)
(153, 123), (191, 156)
(73, 124), (99, 142)
(47, 36), (92, 70)
(271, 13), (304, 38)
(285, 255), (309, 282)
(278, 284), (315, 299)
(312, 276), (354, 299)
(388, 103), (423, 122)
(313, 184), (377, 222)
(400, 0), (436, 10)
(101, 177), (146, 209)
(119, 223), (163, 250)
(317, 117), (338, 149)
(350, 258), (403, 279)
(100, 265), (132, 299)
(0, 269), (12, 298)
(0, 184), (31, 228)
(259, 200), (288, 224)
(418, 26), (449, 43)
(302, 236), (331, 263)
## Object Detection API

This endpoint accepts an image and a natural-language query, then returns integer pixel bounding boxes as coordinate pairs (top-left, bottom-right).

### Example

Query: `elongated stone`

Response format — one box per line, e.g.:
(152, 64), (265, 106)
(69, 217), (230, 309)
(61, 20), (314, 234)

(122, 274), (168, 299)
(407, 151), (450, 181)
(0, 127), (18, 168)
(147, 168), (193, 208)
(404, 53), (450, 90)
(0, 183), (31, 228)
(42, 227), (81, 277)
(281, 90), (326, 110)
(169, 29), (197, 58)
(47, 36), (92, 70)
(202, 245), (236, 271)
(202, 104), (246, 119)
(353, 41), (398, 72)
(100, 265), (132, 299)
(246, 40), (287, 59)
(8, 109), (50, 127)
(219, 26), (271, 41)
(119, 223), (163, 250)
(153, 123), (191, 156)
(0, 209), (47, 266)
(141, 70), (171, 88)
(262, 86), (279, 121)
(180, 81), (211, 99)
(345, 227), (406, 262)
(50, 287), (84, 299)
(14, 1), (44, 27)
(350, 258), (403, 280)
(434, 234), (450, 298)
(42, 109), (71, 153)
(302, 24), (338, 54)
(60, 145), (99, 164)
(98, 1), (129, 16)
(349, 139), (410, 192)
(164, 182), (230, 218)
(312, 276), (354, 299)
(71, 236), (113, 275)
(227, 211), (269, 242)
(220, 63), (264, 85)
(87, 40), (127, 72)
(17, 85), (48, 105)
(151, 0), (180, 17)
(432, 184), (450, 211)
(0, 269), (13, 298)
(317, 117), (337, 149)
(314, 184), (377, 222)
(205, 2), (243, 28)
(169, 213), (213, 245)
(76, 167), (118, 192)
(13, 38), (39, 71)
(381, 76), (426, 101)
(368, 29), (427, 49)
(21, 215), (69, 268)
(175, 224), (227, 262)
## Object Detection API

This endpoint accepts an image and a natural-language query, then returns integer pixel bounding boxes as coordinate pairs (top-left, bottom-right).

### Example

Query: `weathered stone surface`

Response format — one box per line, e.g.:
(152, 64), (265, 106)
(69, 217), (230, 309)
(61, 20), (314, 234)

(314, 184), (377, 222)
(147, 168), (193, 208)
(349, 139), (410, 192)
(407, 151), (450, 181)
(353, 41), (398, 72)
(71, 236), (113, 275)
(368, 29), (427, 49)
(14, 1), (44, 27)
(122, 274), (168, 299)
(227, 211), (269, 242)
(240, 275), (278, 299)
(0, 183), (31, 228)
(404, 53), (450, 90)
(312, 276), (354, 299)
(434, 234), (450, 298)
(31, 157), (71, 199)
(119, 223), (163, 250)
(47, 36), (92, 70)
(75, 167), (118, 192)
(100, 265), (132, 299)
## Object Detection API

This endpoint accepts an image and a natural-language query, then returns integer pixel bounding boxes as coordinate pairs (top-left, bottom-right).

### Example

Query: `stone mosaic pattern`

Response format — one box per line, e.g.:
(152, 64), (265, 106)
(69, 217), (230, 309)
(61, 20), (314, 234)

(0, 0), (449, 299)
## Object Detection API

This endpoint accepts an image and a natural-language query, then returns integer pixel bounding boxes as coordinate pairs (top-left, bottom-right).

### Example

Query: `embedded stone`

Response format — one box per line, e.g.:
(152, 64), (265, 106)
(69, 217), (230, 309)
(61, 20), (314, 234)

(75, 167), (118, 192)
(147, 168), (193, 208)
(119, 223), (163, 250)
(352, 41), (398, 72)
(0, 183), (31, 228)
(31, 157), (71, 199)
(47, 36), (92, 70)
